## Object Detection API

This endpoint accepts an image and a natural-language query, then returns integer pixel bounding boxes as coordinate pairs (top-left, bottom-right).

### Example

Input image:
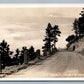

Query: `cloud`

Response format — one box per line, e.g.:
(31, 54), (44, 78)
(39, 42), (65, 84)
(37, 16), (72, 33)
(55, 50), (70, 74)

(0, 7), (81, 51)
(49, 12), (63, 17)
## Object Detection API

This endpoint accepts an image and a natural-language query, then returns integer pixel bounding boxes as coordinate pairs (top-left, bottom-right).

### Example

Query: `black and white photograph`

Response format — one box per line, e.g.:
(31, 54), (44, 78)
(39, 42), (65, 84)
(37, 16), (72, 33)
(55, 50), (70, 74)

(0, 4), (84, 79)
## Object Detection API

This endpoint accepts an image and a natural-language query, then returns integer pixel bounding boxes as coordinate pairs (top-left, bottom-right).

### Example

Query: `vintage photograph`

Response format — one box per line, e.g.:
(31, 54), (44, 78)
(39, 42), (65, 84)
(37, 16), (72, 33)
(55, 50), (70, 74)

(0, 4), (84, 79)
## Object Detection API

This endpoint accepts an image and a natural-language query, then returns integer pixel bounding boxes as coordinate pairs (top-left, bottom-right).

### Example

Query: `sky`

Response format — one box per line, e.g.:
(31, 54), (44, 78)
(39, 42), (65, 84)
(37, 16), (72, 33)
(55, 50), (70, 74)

(0, 6), (82, 53)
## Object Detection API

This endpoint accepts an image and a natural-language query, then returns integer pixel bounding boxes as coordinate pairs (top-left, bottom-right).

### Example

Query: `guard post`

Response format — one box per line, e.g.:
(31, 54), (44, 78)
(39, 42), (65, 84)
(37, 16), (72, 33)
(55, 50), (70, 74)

(24, 50), (28, 64)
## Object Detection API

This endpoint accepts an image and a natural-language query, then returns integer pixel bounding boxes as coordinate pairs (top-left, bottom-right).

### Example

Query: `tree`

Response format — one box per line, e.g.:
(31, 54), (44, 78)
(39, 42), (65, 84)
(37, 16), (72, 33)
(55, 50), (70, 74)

(78, 8), (84, 37)
(15, 49), (20, 59)
(36, 49), (40, 59)
(13, 48), (20, 65)
(66, 35), (75, 44)
(0, 40), (13, 68)
(19, 46), (27, 64)
(52, 25), (61, 48)
(42, 23), (61, 55)
(66, 35), (76, 49)
(66, 8), (84, 49)
(42, 23), (53, 54)
(28, 46), (36, 60)
(73, 18), (79, 37)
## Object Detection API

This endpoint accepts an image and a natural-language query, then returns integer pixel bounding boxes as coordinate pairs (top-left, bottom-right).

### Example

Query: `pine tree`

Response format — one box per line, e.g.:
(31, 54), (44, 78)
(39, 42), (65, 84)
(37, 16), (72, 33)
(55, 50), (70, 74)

(0, 40), (13, 68)
(42, 23), (61, 55)
(52, 25), (61, 48)
(19, 46), (27, 64)
(12, 48), (20, 65)
(42, 23), (53, 54)
(28, 46), (36, 60)
(73, 18), (79, 37)
(78, 8), (84, 37)
(15, 48), (20, 59)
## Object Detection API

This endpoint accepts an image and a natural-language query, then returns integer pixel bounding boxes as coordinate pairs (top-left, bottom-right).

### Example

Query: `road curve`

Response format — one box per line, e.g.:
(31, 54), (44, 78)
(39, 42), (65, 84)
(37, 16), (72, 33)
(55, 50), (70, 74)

(4, 51), (84, 78)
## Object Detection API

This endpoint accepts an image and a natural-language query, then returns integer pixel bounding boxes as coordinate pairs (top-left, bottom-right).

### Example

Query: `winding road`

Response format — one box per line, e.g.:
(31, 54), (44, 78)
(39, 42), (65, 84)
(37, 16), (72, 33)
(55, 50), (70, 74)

(4, 50), (84, 78)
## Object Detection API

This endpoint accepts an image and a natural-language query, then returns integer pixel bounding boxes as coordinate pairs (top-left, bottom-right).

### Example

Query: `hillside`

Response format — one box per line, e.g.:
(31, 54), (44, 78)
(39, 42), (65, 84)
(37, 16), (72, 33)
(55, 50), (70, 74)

(69, 37), (84, 55)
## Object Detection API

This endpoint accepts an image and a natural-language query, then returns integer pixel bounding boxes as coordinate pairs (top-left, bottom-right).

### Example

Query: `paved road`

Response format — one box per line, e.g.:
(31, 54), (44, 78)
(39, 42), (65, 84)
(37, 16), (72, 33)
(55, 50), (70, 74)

(4, 51), (84, 78)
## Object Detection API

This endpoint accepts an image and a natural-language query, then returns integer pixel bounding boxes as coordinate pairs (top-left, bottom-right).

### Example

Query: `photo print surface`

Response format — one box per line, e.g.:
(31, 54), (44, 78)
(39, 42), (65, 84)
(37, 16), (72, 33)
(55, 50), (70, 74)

(0, 4), (84, 79)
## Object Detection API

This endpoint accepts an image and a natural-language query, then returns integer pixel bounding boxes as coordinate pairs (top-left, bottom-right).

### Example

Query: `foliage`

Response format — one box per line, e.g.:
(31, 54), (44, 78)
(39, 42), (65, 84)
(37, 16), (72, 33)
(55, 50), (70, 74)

(73, 18), (79, 37)
(73, 8), (84, 38)
(0, 40), (13, 68)
(66, 35), (75, 44)
(42, 23), (53, 52)
(42, 23), (61, 54)
(66, 8), (84, 49)
(19, 46), (27, 64)
(28, 46), (36, 60)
